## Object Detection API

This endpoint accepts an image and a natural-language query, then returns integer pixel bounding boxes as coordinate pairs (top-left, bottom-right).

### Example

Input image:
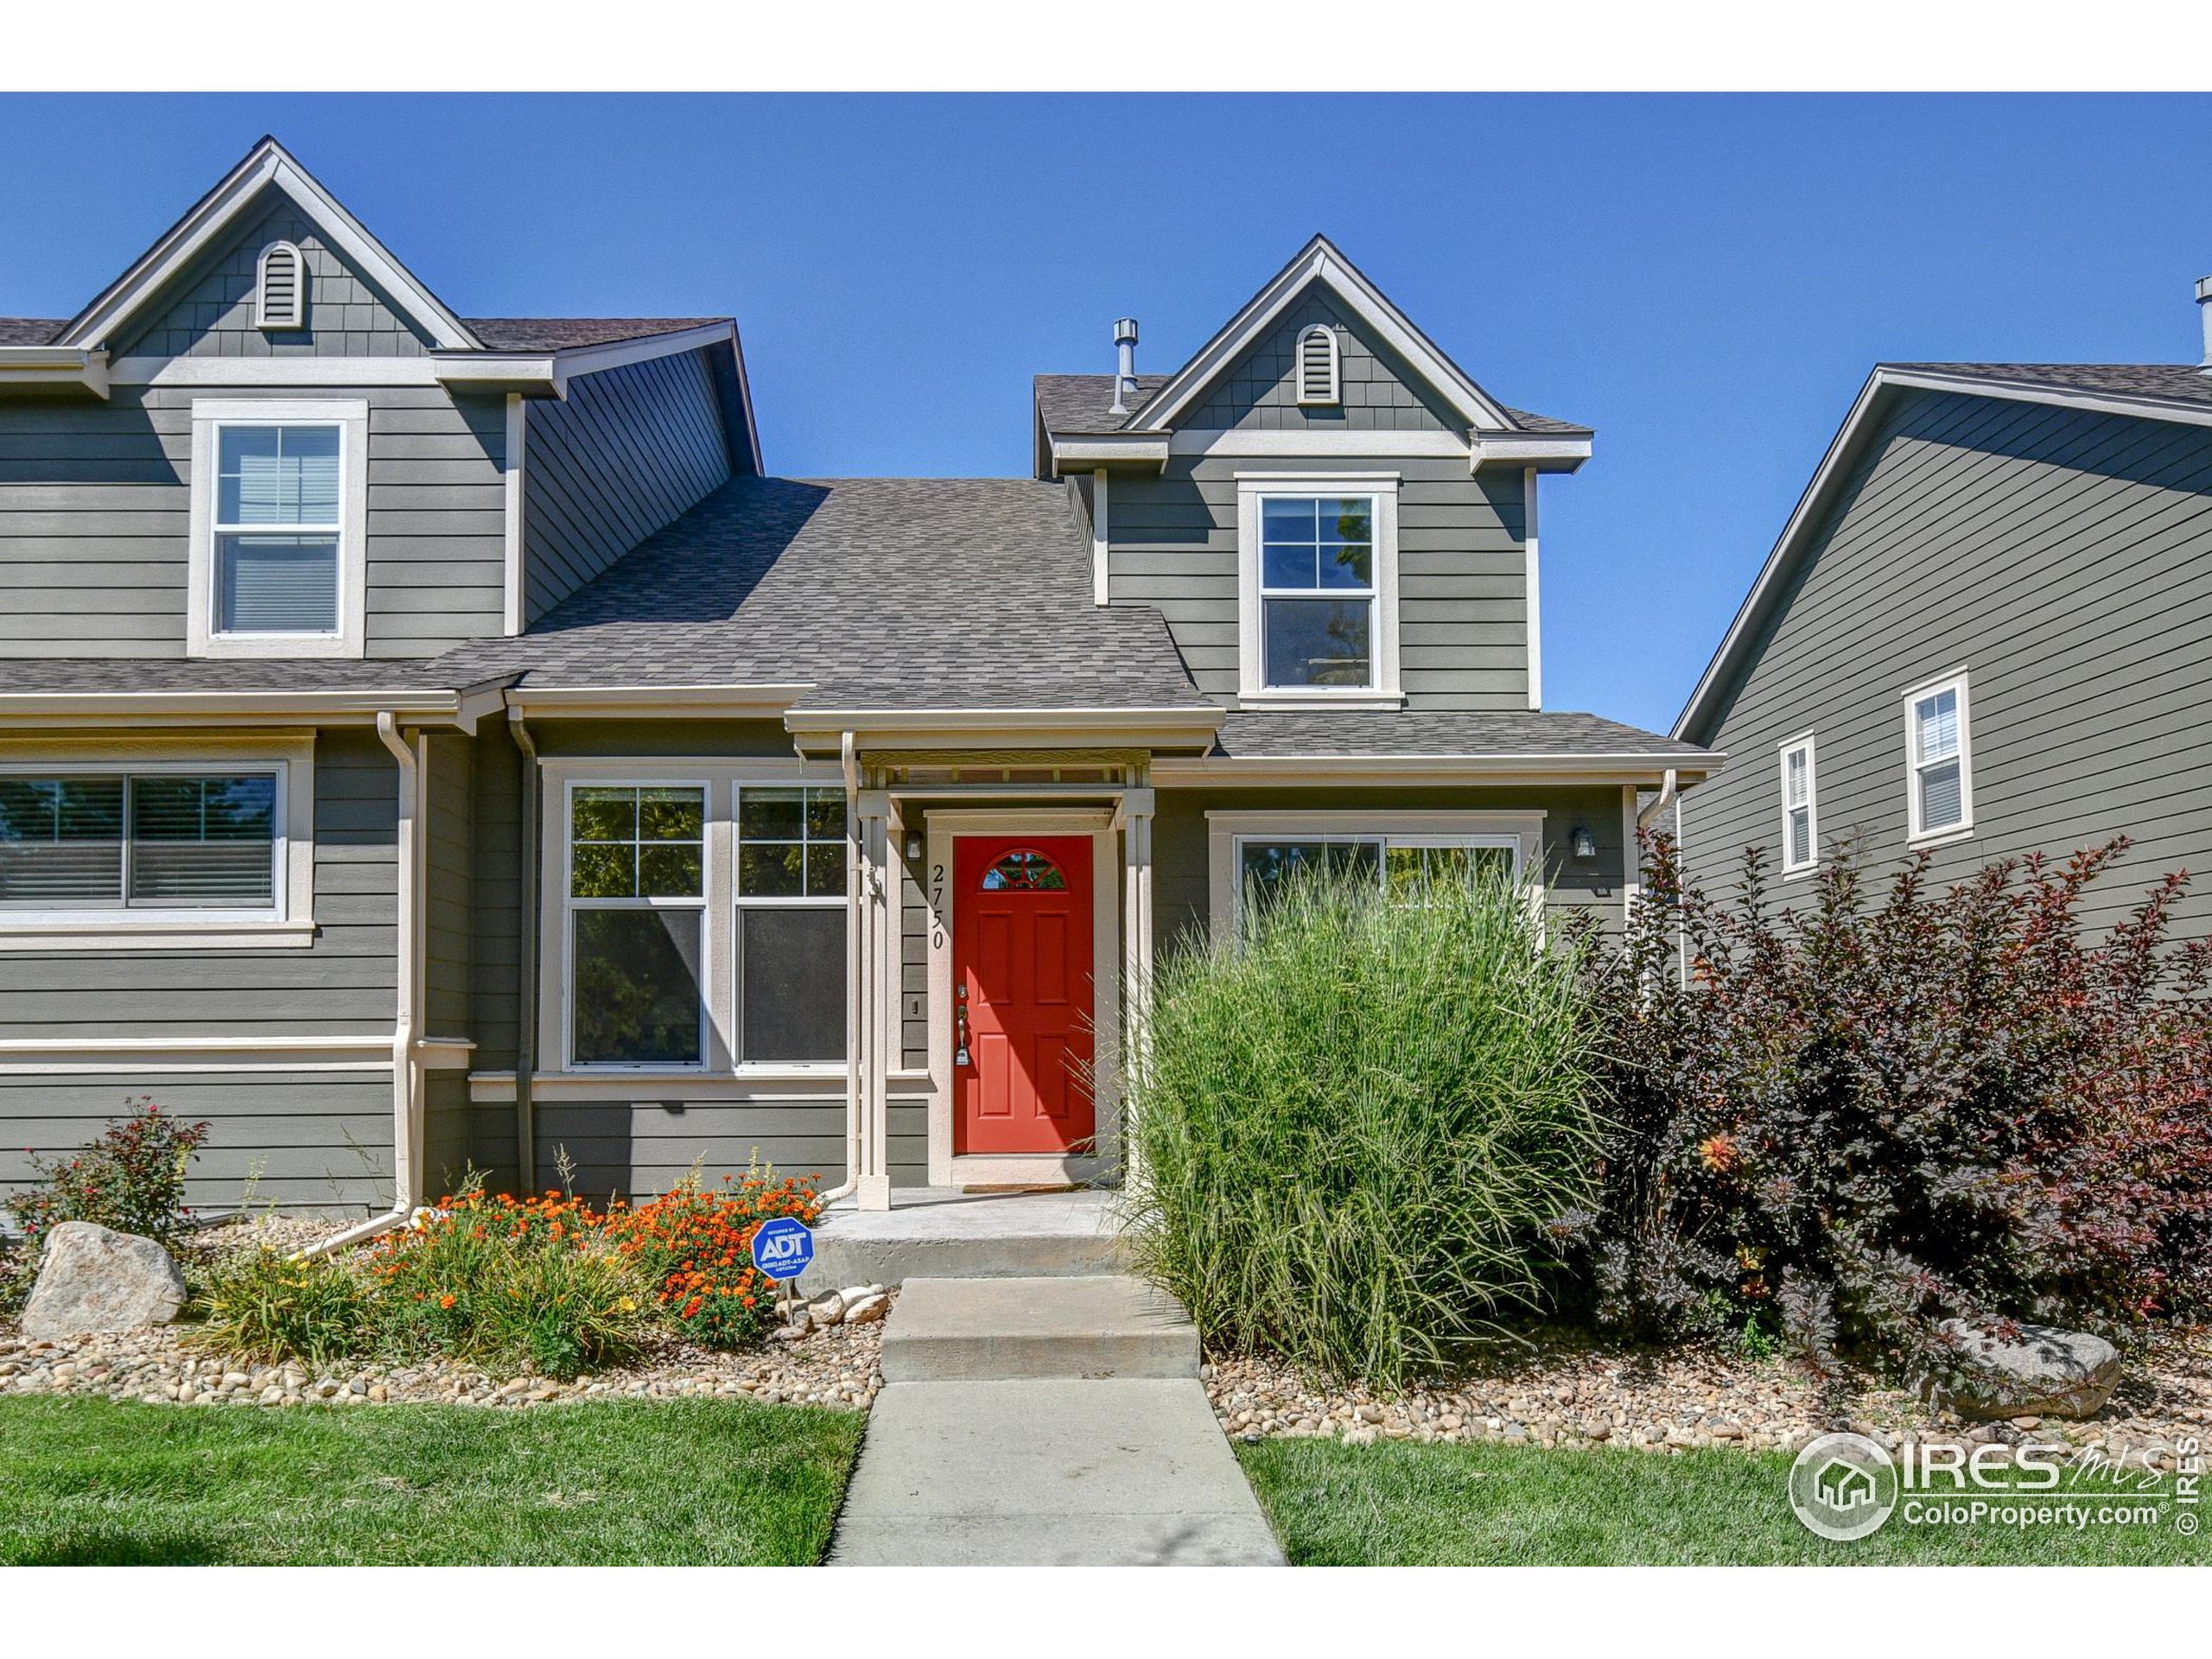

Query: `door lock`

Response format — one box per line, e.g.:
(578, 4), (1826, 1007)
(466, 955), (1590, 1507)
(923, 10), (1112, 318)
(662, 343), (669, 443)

(955, 982), (971, 1068)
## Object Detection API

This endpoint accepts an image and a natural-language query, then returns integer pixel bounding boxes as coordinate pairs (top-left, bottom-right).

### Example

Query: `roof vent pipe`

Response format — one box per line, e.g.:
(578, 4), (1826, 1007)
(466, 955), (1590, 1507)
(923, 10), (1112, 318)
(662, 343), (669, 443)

(1109, 317), (1140, 414)
(2197, 276), (2212, 371)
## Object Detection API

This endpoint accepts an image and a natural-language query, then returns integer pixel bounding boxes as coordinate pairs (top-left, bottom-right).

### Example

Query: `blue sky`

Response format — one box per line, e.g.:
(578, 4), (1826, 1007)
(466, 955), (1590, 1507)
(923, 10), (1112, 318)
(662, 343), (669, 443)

(3, 92), (2209, 734)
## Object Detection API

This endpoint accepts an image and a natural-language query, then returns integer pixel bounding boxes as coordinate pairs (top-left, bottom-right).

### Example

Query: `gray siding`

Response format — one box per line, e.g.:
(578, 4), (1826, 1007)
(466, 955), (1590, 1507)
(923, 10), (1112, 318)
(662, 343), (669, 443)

(0, 729), (397, 1042)
(1184, 290), (1459, 434)
(0, 1073), (396, 1217)
(111, 193), (432, 361)
(0, 729), (404, 1216)
(1107, 455), (1529, 709)
(1688, 387), (2212, 940)
(0, 385), (508, 658)
(521, 349), (734, 622)
(531, 1097), (923, 1202)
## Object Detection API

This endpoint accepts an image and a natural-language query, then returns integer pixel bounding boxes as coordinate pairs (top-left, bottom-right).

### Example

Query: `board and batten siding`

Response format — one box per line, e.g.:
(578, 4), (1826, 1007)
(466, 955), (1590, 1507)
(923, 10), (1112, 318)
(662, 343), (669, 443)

(0, 730), (406, 1214)
(1688, 387), (2212, 940)
(520, 349), (734, 623)
(0, 384), (508, 658)
(1106, 454), (1530, 709)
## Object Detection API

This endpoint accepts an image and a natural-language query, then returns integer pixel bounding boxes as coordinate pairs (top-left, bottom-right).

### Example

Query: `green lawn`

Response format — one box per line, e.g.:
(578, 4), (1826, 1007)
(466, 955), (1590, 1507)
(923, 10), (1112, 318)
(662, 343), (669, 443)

(1239, 1437), (2206, 1566)
(0, 1395), (865, 1566)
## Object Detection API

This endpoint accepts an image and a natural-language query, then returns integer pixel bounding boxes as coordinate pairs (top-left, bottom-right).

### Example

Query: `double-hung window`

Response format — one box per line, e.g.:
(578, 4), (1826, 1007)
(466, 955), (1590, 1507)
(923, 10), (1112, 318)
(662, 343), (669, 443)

(1779, 735), (1817, 874)
(567, 785), (708, 1067)
(1237, 475), (1401, 703)
(188, 400), (370, 658)
(735, 786), (849, 1064)
(554, 771), (852, 1074)
(1905, 672), (1972, 840)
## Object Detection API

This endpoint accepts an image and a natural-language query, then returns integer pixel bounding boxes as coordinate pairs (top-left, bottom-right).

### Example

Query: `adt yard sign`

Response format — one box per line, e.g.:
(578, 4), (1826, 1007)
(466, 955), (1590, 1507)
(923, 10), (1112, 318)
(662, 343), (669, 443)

(751, 1216), (815, 1281)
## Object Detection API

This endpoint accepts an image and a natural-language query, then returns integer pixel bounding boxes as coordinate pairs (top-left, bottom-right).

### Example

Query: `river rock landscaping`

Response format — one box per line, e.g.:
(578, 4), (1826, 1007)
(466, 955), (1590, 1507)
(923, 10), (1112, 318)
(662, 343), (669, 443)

(1201, 1326), (2212, 1474)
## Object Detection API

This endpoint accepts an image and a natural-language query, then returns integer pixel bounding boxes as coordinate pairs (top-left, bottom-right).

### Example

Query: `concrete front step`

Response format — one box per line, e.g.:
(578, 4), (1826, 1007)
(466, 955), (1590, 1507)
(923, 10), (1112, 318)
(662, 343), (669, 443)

(880, 1274), (1201, 1382)
(799, 1188), (1128, 1291)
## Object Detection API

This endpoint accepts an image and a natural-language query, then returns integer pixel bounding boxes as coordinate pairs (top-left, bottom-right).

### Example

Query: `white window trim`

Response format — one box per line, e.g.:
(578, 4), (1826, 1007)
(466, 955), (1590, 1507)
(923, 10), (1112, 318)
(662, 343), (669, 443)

(1294, 323), (1340, 406)
(254, 240), (306, 331)
(1903, 669), (1974, 844)
(539, 759), (848, 1081)
(0, 734), (315, 951)
(1235, 472), (1402, 708)
(187, 398), (370, 660)
(1778, 732), (1818, 877)
(1205, 809), (1543, 938)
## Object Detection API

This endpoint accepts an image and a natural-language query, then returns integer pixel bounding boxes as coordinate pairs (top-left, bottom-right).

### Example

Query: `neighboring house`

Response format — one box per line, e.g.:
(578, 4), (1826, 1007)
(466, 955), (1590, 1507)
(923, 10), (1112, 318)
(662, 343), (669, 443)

(1675, 317), (2212, 943)
(0, 138), (1713, 1224)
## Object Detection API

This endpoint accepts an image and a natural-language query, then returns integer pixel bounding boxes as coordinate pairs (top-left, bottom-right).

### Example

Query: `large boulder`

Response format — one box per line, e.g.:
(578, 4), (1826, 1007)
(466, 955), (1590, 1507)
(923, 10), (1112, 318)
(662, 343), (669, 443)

(21, 1221), (188, 1339)
(1934, 1319), (2122, 1421)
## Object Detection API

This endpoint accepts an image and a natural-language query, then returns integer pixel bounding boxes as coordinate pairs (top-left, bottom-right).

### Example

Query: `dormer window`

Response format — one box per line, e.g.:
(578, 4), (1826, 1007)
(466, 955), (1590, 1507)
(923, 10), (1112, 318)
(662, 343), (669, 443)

(254, 240), (306, 331)
(1295, 324), (1340, 405)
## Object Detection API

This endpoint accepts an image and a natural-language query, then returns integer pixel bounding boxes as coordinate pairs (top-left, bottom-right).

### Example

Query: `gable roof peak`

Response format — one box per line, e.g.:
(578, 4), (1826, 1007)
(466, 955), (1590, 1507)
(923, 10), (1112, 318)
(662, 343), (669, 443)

(55, 134), (480, 353)
(1128, 233), (1519, 435)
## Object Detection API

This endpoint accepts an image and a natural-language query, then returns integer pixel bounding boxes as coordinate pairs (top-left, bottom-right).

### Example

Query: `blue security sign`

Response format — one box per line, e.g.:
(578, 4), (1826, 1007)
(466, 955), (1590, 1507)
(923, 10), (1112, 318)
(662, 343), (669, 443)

(750, 1216), (816, 1281)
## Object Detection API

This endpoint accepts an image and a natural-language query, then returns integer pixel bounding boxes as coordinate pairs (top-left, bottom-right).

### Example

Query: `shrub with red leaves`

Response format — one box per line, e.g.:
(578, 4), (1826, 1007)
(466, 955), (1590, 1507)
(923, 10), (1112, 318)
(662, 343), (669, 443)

(1570, 834), (2212, 1376)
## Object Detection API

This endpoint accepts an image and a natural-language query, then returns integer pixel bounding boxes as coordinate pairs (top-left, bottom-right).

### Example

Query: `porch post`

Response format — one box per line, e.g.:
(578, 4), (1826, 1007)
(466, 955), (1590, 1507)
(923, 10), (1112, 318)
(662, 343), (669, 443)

(856, 791), (894, 1211)
(1117, 786), (1156, 1188)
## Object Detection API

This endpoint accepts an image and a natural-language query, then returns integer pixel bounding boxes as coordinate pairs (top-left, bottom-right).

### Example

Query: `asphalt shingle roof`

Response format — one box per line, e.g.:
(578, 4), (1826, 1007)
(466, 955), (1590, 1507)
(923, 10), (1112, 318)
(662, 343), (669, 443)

(1209, 709), (1709, 761)
(1890, 362), (2212, 412)
(1033, 374), (1166, 435)
(0, 319), (66, 346)
(462, 318), (728, 352)
(0, 658), (469, 693)
(432, 475), (1210, 711)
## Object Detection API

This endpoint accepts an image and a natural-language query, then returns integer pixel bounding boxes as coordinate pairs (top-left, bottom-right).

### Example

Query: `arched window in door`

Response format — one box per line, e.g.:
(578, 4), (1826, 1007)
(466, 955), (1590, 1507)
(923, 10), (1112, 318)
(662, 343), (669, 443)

(980, 849), (1067, 891)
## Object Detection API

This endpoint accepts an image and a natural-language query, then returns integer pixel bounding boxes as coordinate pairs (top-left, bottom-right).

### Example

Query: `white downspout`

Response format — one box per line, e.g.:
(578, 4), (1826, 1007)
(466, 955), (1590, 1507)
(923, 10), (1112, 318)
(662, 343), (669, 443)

(818, 731), (862, 1205)
(296, 711), (423, 1257)
(1637, 767), (1680, 831)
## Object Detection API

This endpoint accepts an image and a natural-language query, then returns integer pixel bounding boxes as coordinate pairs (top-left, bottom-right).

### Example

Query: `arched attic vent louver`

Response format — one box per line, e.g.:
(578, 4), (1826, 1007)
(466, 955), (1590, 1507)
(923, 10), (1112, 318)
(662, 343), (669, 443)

(255, 240), (307, 331)
(1295, 323), (1340, 406)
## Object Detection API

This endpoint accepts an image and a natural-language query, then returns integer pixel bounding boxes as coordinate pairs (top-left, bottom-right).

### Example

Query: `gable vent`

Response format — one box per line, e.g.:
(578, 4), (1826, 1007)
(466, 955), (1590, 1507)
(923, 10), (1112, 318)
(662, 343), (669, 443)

(255, 240), (307, 331)
(1295, 323), (1340, 406)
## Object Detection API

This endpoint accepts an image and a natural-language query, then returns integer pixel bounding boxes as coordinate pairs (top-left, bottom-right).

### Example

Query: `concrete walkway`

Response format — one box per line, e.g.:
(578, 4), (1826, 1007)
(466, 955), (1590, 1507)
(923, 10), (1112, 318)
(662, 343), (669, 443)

(829, 1276), (1284, 1567)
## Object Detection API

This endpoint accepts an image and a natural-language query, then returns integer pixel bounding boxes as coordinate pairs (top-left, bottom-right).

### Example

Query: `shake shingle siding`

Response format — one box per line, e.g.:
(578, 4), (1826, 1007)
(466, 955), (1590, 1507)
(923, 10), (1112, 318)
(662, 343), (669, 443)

(520, 349), (734, 624)
(1184, 292), (1462, 434)
(0, 385), (509, 658)
(1107, 455), (1529, 709)
(110, 197), (433, 361)
(1688, 386), (2212, 940)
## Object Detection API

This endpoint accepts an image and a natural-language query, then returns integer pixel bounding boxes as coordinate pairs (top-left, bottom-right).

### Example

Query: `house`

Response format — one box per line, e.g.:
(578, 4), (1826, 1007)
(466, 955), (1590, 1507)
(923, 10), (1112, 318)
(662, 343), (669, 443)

(0, 137), (1713, 1229)
(1675, 302), (2212, 942)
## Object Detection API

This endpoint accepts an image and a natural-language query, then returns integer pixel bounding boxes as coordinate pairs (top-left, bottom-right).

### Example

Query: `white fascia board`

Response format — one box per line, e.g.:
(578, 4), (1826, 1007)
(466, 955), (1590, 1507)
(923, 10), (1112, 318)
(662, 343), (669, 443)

(432, 321), (740, 401)
(1169, 428), (1468, 458)
(1469, 431), (1592, 472)
(1132, 236), (1515, 436)
(1152, 753), (1720, 786)
(58, 138), (477, 353)
(0, 348), (110, 398)
(504, 683), (814, 718)
(1675, 362), (2212, 743)
(1049, 434), (1169, 475)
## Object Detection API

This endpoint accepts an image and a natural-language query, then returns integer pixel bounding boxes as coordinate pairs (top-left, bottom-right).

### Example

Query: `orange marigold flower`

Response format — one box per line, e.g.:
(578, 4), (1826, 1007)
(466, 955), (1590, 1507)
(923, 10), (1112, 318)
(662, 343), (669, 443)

(1698, 1132), (1739, 1174)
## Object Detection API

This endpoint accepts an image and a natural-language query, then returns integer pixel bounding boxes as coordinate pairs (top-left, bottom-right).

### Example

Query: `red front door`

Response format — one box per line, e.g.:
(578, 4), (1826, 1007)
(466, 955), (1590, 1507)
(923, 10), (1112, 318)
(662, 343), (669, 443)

(954, 834), (1095, 1156)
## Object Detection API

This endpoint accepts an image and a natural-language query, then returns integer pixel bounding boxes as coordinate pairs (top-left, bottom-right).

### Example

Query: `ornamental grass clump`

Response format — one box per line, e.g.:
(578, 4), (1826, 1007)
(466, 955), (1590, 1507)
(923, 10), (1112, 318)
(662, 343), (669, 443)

(1125, 863), (1605, 1388)
(194, 1248), (372, 1365)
